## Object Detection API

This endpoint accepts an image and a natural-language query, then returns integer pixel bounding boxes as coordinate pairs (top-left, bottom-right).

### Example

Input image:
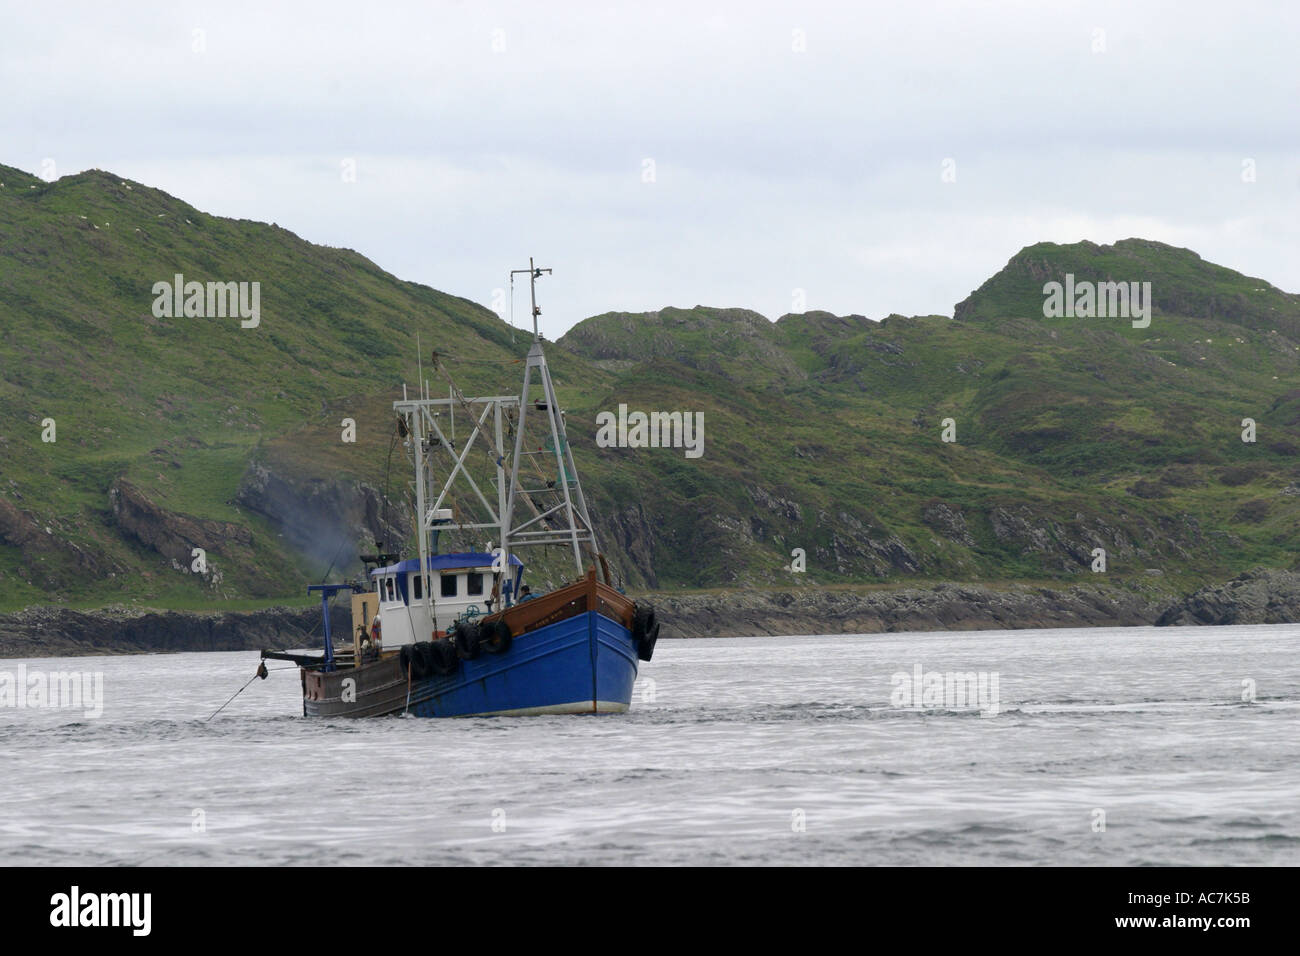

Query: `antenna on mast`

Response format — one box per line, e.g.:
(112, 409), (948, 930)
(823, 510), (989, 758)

(510, 257), (552, 340)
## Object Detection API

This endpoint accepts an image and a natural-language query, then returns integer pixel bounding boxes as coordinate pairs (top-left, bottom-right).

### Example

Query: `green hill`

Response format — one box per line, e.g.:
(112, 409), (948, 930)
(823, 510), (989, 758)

(0, 164), (570, 609)
(2, 163), (1298, 612)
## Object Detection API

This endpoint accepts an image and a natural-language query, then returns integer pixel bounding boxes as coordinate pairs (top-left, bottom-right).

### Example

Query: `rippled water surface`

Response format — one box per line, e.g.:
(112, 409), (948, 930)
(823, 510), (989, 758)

(2, 624), (1297, 865)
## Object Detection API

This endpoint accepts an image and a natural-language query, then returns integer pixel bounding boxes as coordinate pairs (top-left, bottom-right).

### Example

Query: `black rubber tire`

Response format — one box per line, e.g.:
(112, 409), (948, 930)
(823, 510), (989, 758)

(633, 602), (658, 660)
(407, 641), (433, 680)
(635, 604), (657, 636)
(638, 620), (660, 662)
(483, 619), (513, 654)
(455, 623), (482, 660)
(399, 644), (412, 676)
(431, 639), (461, 675)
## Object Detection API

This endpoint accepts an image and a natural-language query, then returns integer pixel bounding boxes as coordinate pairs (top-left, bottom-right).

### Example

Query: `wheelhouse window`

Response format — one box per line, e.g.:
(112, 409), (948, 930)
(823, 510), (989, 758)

(412, 574), (422, 600)
(466, 572), (484, 596)
(441, 574), (458, 598)
(385, 577), (396, 602)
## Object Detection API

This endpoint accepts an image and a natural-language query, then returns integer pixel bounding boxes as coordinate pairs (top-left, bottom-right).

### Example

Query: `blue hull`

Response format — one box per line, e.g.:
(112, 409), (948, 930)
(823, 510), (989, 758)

(303, 608), (640, 718)
(409, 609), (638, 716)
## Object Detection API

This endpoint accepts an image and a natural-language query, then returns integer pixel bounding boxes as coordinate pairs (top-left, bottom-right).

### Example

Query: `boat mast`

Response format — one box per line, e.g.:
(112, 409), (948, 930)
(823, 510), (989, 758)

(411, 383), (432, 620)
(502, 259), (602, 576)
(391, 258), (605, 613)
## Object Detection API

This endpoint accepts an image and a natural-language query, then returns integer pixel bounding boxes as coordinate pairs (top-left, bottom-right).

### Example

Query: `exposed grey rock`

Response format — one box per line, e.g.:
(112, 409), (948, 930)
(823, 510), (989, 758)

(1155, 567), (1300, 626)
(922, 502), (975, 547)
(235, 460), (408, 571)
(591, 501), (659, 589)
(0, 602), (351, 657)
(109, 480), (251, 589)
(0, 498), (119, 586)
(651, 580), (1168, 638)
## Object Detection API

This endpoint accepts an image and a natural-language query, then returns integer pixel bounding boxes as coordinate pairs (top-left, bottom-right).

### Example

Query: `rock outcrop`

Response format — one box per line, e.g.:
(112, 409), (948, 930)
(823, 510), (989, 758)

(1155, 567), (1300, 626)
(0, 603), (352, 658)
(109, 480), (252, 589)
(0, 498), (119, 586)
(651, 581), (1168, 638)
(235, 460), (408, 572)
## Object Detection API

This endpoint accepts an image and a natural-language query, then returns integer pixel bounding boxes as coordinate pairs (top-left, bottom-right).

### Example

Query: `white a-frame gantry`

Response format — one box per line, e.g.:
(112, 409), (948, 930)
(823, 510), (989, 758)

(393, 258), (604, 612)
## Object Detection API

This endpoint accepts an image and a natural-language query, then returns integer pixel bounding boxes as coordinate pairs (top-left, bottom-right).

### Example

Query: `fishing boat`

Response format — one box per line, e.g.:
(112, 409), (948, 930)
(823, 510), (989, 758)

(262, 260), (659, 717)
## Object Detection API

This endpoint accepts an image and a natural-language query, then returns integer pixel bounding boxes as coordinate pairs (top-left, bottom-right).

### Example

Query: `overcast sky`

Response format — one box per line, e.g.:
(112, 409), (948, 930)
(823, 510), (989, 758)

(4, 1), (1298, 338)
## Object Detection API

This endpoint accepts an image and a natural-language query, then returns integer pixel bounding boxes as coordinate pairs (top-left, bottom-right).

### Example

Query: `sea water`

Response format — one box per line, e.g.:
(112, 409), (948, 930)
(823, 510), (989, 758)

(1, 624), (1296, 865)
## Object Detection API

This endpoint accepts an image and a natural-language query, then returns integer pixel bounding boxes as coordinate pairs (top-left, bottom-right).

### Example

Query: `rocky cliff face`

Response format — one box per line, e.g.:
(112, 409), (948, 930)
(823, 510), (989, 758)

(0, 497), (121, 587)
(109, 480), (253, 591)
(1155, 568), (1300, 626)
(980, 504), (1204, 572)
(235, 459), (410, 572)
(591, 500), (660, 589)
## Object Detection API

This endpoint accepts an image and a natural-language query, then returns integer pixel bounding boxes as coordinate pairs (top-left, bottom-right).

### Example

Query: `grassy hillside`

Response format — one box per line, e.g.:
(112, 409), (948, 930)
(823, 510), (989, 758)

(558, 245), (1300, 593)
(2, 163), (1298, 611)
(0, 163), (578, 609)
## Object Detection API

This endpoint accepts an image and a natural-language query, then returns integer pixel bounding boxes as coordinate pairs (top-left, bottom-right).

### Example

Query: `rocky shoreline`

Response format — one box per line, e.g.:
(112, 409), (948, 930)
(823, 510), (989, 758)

(1, 568), (1296, 659)
(0, 603), (353, 659)
(654, 567), (1299, 638)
